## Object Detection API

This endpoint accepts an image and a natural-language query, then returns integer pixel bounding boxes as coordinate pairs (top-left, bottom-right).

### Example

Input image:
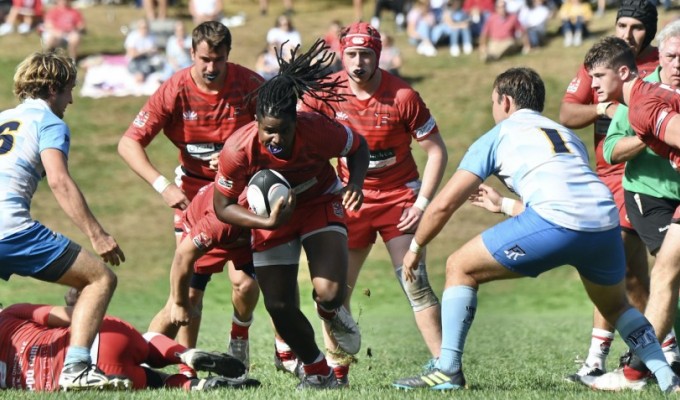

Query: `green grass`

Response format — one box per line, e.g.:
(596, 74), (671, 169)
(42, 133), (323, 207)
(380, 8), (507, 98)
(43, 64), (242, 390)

(0, 0), (678, 398)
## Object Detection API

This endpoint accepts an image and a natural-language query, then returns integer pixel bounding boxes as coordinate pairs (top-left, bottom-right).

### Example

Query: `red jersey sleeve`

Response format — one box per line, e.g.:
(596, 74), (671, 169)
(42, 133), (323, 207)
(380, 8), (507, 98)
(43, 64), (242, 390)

(215, 123), (258, 199)
(399, 89), (439, 142)
(562, 64), (594, 105)
(2, 304), (52, 325)
(629, 81), (680, 142)
(123, 79), (176, 147)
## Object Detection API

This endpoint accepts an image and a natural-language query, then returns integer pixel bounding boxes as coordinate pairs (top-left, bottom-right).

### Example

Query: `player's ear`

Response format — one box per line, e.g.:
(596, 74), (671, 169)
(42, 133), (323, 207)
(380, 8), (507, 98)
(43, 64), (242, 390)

(502, 94), (513, 113)
(618, 65), (632, 81)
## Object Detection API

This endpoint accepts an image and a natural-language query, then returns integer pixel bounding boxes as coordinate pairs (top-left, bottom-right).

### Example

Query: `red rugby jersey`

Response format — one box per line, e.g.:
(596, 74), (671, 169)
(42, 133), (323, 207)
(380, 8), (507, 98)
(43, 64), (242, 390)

(215, 112), (361, 204)
(301, 70), (438, 190)
(562, 47), (658, 177)
(629, 79), (680, 142)
(123, 64), (263, 185)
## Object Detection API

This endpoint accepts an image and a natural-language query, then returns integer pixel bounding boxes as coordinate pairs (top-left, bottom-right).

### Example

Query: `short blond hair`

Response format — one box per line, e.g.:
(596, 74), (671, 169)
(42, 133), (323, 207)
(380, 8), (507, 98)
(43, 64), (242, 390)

(14, 50), (77, 101)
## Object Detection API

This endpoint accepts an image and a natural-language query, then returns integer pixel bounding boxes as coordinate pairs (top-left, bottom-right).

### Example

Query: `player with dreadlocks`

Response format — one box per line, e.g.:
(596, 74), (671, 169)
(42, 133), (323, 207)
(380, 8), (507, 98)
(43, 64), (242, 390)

(213, 39), (370, 390)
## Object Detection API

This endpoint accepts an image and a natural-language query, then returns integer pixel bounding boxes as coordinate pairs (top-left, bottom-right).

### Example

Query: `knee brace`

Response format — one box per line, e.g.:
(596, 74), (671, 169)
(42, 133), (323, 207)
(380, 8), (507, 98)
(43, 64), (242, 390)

(395, 263), (440, 312)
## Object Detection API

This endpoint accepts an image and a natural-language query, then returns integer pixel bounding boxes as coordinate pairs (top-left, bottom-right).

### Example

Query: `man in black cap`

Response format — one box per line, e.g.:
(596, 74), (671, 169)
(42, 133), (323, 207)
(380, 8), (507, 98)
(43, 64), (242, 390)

(557, 0), (678, 384)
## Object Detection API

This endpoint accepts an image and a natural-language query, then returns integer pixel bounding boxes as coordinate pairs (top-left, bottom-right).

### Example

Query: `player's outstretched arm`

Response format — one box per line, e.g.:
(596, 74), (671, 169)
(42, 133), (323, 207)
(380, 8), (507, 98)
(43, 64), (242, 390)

(41, 149), (125, 266)
(342, 135), (369, 211)
(118, 136), (190, 210)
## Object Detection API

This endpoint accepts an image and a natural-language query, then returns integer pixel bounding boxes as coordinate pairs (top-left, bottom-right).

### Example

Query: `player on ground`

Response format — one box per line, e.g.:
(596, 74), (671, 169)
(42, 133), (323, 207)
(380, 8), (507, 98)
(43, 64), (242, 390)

(300, 22), (447, 384)
(558, 0), (668, 380)
(390, 67), (680, 394)
(117, 21), (263, 373)
(577, 35), (680, 391)
(0, 50), (124, 391)
(0, 293), (259, 391)
(213, 39), (370, 389)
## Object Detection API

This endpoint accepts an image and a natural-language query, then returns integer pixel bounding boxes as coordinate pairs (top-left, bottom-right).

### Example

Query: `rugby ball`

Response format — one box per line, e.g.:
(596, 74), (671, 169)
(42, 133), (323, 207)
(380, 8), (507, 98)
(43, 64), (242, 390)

(246, 169), (291, 217)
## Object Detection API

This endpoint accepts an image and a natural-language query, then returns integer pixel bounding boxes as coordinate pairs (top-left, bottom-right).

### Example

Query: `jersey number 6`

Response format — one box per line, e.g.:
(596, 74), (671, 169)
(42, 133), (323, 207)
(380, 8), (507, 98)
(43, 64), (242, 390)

(0, 121), (19, 155)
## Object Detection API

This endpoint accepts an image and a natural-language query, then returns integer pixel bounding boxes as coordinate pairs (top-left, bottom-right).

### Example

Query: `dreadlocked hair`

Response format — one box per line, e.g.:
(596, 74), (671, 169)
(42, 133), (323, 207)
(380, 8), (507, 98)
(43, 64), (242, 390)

(254, 38), (347, 121)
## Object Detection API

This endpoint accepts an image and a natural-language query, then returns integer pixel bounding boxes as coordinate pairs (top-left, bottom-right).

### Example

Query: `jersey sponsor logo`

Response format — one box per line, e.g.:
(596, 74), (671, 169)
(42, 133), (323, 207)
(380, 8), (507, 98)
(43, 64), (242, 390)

(374, 112), (390, 128)
(186, 143), (223, 161)
(504, 245), (526, 261)
(414, 116), (436, 139)
(335, 111), (349, 121)
(659, 224), (670, 233)
(183, 110), (198, 121)
(192, 231), (212, 250)
(133, 111), (149, 128)
(217, 175), (233, 189)
(566, 77), (580, 93)
(368, 148), (396, 170)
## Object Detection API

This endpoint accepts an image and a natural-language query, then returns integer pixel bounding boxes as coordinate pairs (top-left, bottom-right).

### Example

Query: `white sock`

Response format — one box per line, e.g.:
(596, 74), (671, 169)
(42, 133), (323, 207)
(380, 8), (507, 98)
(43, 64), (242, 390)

(584, 328), (614, 369)
(275, 337), (291, 353)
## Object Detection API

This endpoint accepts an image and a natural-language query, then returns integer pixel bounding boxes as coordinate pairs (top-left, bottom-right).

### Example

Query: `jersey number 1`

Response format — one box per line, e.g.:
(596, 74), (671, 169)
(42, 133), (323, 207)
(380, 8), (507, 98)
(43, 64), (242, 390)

(541, 128), (570, 154)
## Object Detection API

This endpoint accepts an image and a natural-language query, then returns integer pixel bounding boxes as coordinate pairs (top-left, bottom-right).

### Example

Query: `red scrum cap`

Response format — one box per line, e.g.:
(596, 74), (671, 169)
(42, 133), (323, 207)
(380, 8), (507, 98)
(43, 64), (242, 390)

(339, 22), (382, 60)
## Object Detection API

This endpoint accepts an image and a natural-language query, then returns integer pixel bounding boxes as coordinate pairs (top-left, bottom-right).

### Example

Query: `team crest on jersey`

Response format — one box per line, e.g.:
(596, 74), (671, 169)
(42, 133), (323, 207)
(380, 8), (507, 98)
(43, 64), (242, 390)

(566, 78), (580, 93)
(217, 175), (233, 189)
(335, 111), (349, 121)
(192, 232), (212, 250)
(331, 201), (344, 218)
(183, 110), (198, 121)
(133, 111), (149, 127)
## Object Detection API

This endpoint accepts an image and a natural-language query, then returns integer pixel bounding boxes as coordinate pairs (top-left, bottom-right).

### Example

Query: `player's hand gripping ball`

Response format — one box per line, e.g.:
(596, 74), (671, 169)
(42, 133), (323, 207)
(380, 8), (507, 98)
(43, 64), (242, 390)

(246, 169), (291, 217)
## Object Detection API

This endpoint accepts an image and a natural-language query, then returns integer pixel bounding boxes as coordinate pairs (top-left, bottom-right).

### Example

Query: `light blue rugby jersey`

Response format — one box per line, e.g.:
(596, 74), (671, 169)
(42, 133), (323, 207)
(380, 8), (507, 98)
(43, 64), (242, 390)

(459, 109), (618, 232)
(0, 99), (70, 239)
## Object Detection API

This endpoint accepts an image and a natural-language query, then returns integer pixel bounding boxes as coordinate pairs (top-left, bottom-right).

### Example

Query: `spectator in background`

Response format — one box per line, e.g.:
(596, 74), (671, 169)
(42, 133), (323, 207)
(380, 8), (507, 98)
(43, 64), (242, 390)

(371, 0), (406, 30)
(163, 20), (191, 80)
(559, 0), (592, 47)
(504, 0), (526, 14)
(255, 41), (280, 80)
(407, 0), (438, 57)
(478, 0), (529, 62)
(518, 0), (550, 49)
(259, 0), (293, 16)
(143, 0), (166, 21)
(0, 0), (41, 35)
(379, 32), (402, 75)
(438, 0), (473, 57)
(125, 19), (161, 83)
(41, 0), (85, 61)
(323, 19), (343, 72)
(189, 0), (224, 25)
(266, 13), (301, 60)
(463, 0), (494, 40)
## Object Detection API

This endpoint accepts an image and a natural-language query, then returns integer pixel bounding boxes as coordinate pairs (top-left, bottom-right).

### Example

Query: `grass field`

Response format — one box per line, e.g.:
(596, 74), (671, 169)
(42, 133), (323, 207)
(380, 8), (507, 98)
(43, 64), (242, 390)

(0, 0), (679, 398)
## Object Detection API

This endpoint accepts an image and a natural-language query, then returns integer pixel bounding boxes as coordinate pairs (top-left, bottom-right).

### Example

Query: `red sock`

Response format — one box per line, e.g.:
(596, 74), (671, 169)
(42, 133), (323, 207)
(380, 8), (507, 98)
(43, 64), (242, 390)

(231, 322), (250, 340)
(142, 332), (187, 368)
(316, 305), (337, 321)
(163, 373), (192, 390)
(303, 357), (331, 376)
(179, 363), (197, 378)
(623, 364), (650, 381)
(333, 365), (349, 380)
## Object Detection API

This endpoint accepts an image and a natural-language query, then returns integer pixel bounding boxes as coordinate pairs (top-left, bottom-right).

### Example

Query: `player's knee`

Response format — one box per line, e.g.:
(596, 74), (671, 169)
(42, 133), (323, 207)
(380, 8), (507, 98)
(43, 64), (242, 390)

(233, 276), (259, 297)
(264, 297), (295, 316)
(313, 286), (345, 310)
(396, 264), (439, 311)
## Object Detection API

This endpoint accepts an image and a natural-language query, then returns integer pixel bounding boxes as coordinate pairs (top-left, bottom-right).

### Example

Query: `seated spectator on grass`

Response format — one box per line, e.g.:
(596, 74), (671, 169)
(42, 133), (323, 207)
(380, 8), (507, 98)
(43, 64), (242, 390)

(379, 32), (402, 75)
(125, 18), (163, 83)
(406, 0), (438, 57)
(143, 0), (166, 21)
(559, 0), (592, 47)
(189, 0), (224, 25)
(0, 0), (41, 35)
(255, 41), (280, 80)
(462, 0), (494, 40)
(518, 0), (550, 48)
(437, 0), (474, 57)
(42, 0), (85, 60)
(478, 0), (529, 62)
(162, 20), (191, 80)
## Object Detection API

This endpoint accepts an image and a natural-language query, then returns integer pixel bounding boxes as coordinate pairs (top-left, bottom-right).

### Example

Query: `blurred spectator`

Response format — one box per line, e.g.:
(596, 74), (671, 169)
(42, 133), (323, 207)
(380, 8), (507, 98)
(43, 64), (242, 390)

(436, 0), (473, 57)
(266, 13), (301, 60)
(189, 0), (224, 24)
(125, 19), (162, 83)
(478, 0), (529, 62)
(462, 0), (494, 39)
(379, 32), (402, 75)
(518, 0), (550, 48)
(323, 19), (343, 71)
(259, 0), (293, 16)
(406, 0), (438, 56)
(0, 0), (41, 35)
(41, 0), (84, 60)
(255, 41), (280, 80)
(354, 0), (363, 21)
(504, 0), (526, 14)
(162, 20), (191, 79)
(370, 0), (406, 30)
(143, 0), (166, 21)
(559, 0), (591, 47)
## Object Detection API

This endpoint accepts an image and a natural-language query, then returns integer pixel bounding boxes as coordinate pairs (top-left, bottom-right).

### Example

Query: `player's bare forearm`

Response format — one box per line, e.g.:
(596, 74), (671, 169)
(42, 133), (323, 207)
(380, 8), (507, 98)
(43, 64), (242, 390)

(345, 135), (369, 194)
(559, 102), (598, 129)
(610, 136), (646, 164)
(417, 133), (448, 202)
(118, 136), (165, 188)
